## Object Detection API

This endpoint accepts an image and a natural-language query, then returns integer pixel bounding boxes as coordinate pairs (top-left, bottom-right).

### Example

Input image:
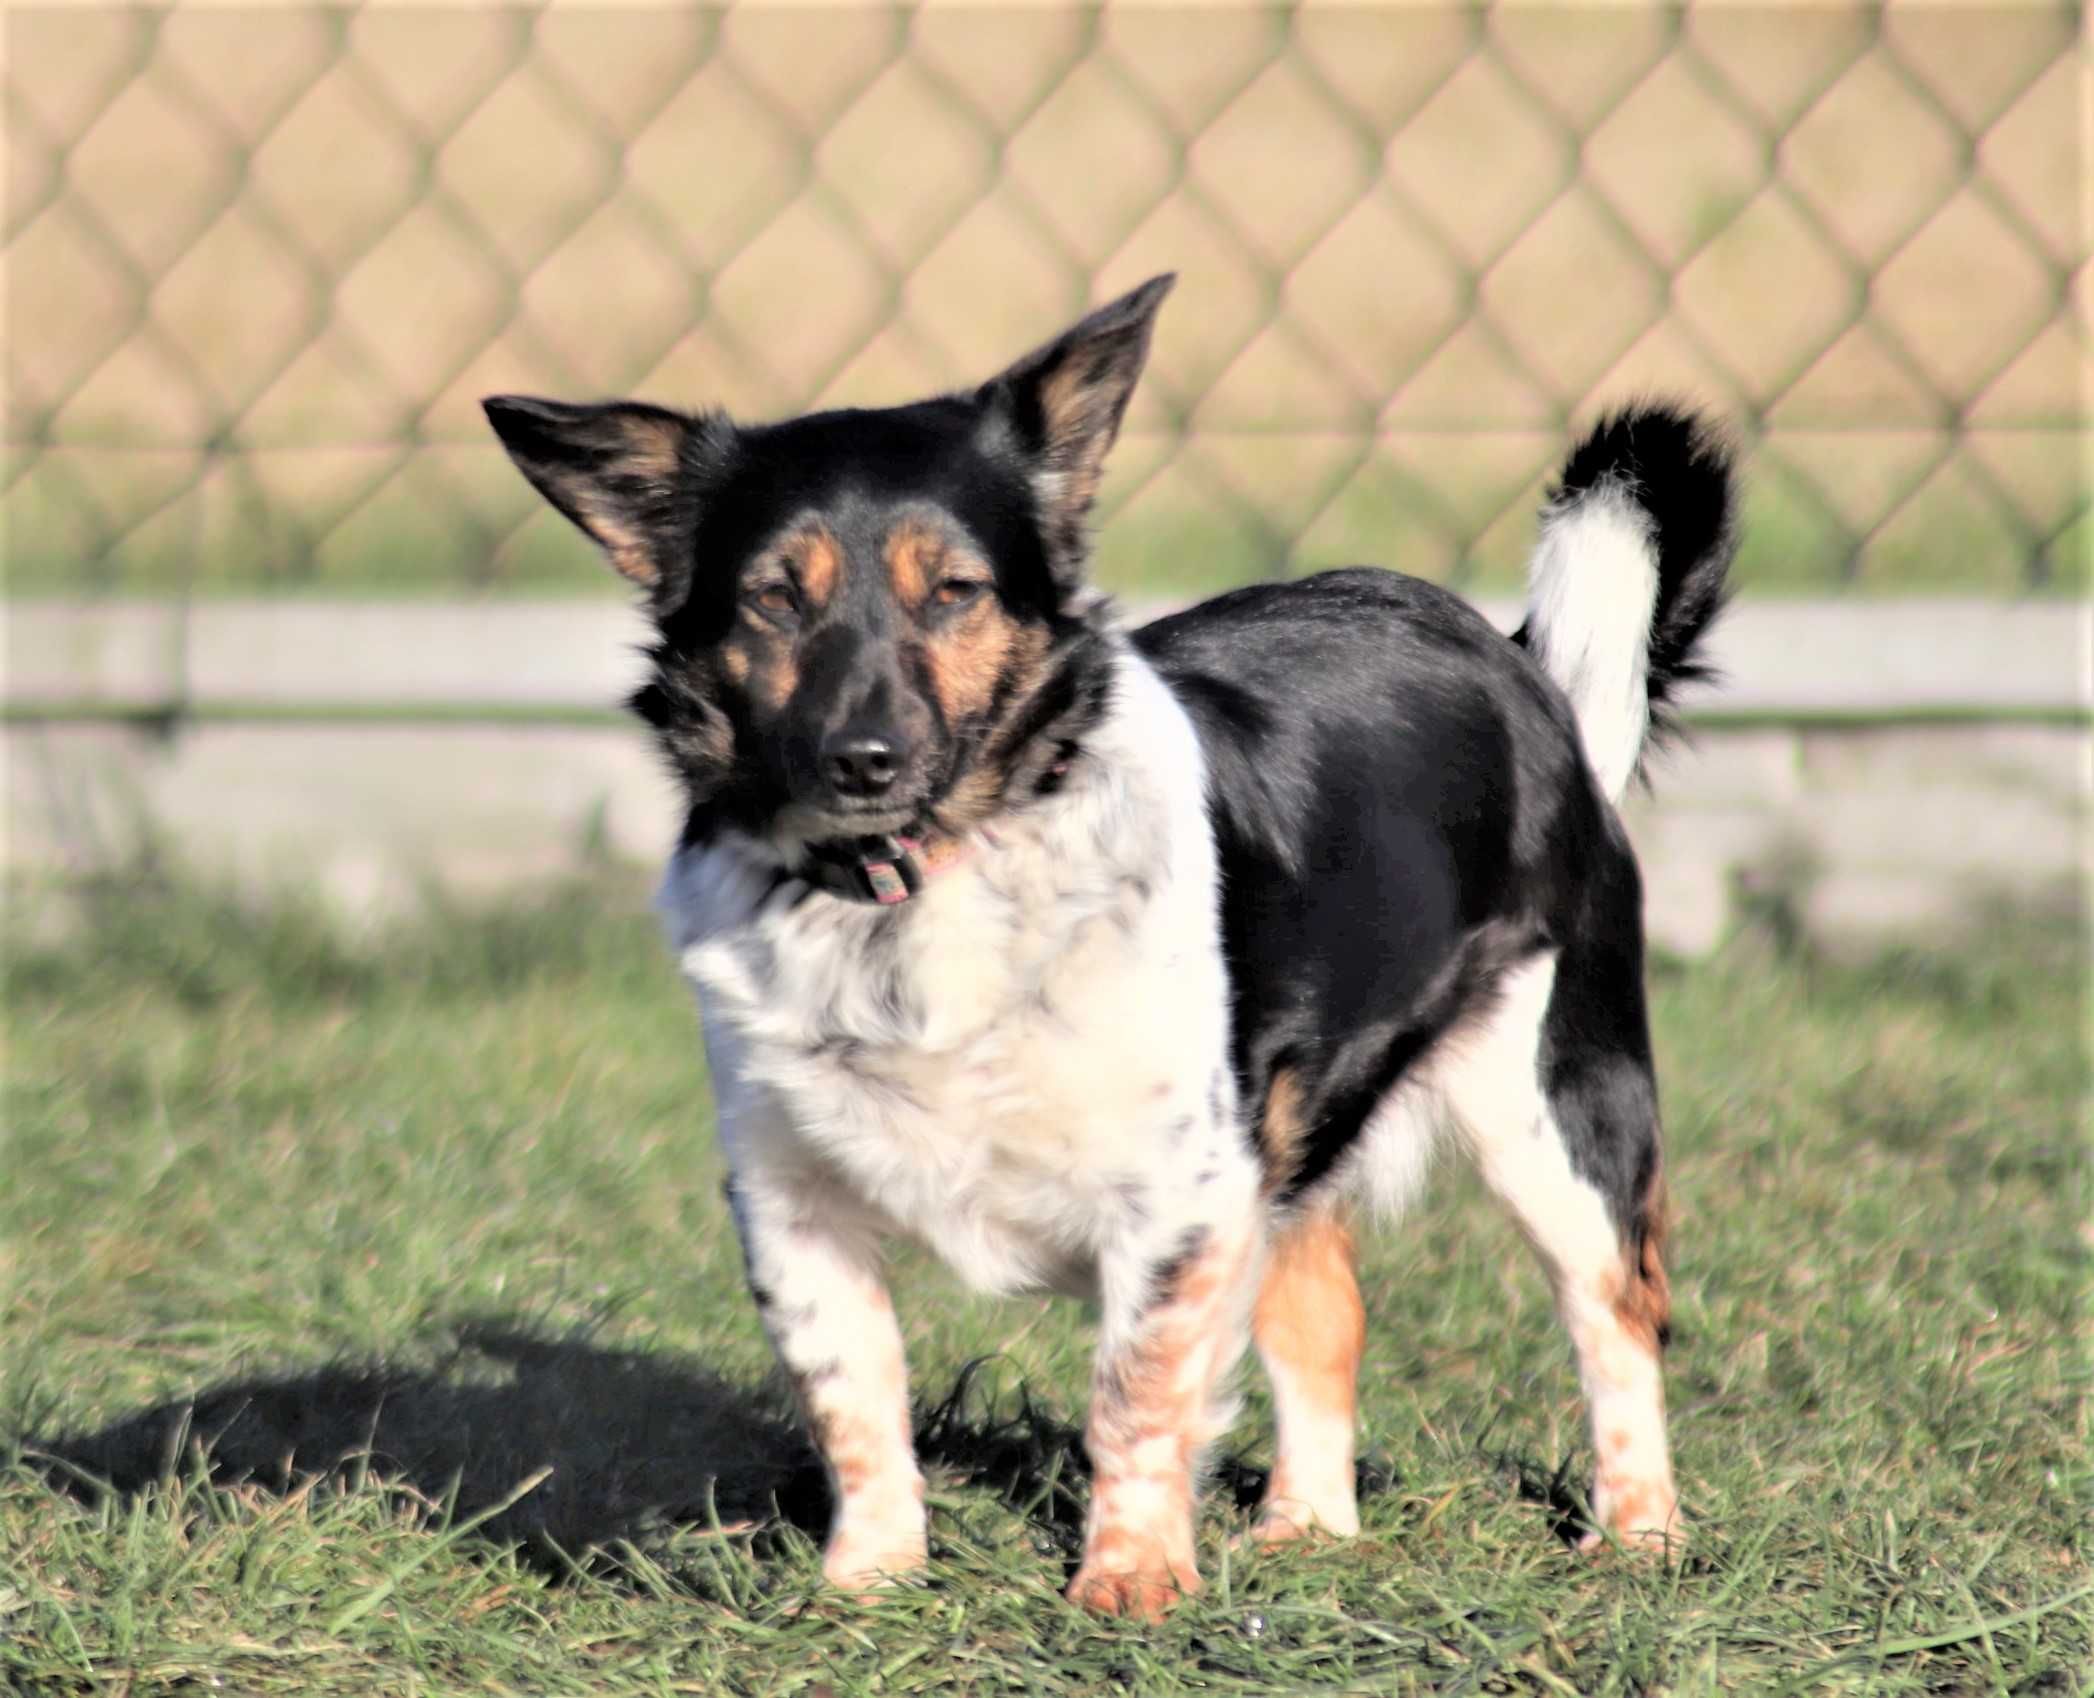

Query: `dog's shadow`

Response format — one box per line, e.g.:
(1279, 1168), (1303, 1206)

(27, 1323), (831, 1571)
(22, 1324), (1248, 1579)
(25, 1323), (1570, 1582)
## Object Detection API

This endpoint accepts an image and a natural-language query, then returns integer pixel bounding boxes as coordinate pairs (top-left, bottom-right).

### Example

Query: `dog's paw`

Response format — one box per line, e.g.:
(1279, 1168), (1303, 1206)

(1579, 1483), (1681, 1556)
(1236, 1510), (1354, 1551)
(821, 1532), (929, 1598)
(1236, 1488), (1360, 1549)
(1066, 1560), (1200, 1620)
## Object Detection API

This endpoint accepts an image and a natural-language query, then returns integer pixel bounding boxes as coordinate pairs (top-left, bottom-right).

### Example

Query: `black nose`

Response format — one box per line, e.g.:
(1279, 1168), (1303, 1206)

(823, 734), (902, 798)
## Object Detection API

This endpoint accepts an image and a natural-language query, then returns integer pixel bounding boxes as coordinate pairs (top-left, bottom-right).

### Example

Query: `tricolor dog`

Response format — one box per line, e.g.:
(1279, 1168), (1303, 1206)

(486, 276), (1735, 1618)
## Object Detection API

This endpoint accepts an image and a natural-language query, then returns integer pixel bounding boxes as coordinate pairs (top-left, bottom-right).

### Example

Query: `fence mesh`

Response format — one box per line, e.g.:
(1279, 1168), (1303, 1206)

(5, 2), (2085, 602)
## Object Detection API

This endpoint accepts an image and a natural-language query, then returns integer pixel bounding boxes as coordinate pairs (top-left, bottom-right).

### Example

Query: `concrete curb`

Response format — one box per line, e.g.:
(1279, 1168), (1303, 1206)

(6, 596), (2088, 718)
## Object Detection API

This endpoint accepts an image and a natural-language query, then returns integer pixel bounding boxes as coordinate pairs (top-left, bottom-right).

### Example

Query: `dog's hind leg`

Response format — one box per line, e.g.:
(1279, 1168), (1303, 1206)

(1437, 952), (1680, 1551)
(1246, 1203), (1364, 1542)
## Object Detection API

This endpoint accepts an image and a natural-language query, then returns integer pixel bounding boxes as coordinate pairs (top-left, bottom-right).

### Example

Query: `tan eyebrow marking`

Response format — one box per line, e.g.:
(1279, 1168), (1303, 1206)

(777, 522), (843, 610)
(884, 515), (941, 607)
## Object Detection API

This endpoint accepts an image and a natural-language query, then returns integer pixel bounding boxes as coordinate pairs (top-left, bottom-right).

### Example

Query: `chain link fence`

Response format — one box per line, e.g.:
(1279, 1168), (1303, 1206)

(6, 2), (2084, 604)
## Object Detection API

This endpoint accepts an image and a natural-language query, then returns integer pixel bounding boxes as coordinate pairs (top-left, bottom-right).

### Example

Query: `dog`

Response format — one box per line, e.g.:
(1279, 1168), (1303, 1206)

(485, 274), (1734, 1619)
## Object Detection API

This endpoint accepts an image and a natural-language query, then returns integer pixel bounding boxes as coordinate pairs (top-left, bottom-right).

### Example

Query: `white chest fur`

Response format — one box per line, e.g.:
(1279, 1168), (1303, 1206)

(657, 647), (1240, 1294)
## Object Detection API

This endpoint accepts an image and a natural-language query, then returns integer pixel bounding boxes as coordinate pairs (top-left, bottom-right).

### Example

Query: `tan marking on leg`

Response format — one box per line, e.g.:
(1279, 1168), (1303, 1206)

(1575, 1270), (1679, 1553)
(1614, 1167), (1672, 1354)
(1593, 1478), (1678, 1550)
(1256, 1069), (1308, 1195)
(1557, 1259), (1678, 1552)
(1437, 956), (1682, 1559)
(1248, 1206), (1364, 1543)
(1072, 1227), (1258, 1619)
(1255, 1209), (1362, 1391)
(803, 1392), (917, 1511)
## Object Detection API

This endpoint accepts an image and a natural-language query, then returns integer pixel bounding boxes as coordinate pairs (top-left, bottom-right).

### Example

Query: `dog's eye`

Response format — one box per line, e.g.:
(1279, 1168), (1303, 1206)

(750, 583), (800, 621)
(932, 578), (986, 609)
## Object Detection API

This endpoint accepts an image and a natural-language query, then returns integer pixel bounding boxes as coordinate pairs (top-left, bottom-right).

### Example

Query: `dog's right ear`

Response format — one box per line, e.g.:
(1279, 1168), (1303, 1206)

(484, 396), (731, 590)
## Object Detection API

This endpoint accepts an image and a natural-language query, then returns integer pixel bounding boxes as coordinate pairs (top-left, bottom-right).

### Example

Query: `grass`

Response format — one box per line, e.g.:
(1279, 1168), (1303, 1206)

(2, 873), (2087, 1695)
(7, 450), (2087, 602)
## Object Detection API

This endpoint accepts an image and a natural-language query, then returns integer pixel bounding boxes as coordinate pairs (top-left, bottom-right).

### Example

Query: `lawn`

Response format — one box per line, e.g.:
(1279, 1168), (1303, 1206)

(2, 875), (2086, 1696)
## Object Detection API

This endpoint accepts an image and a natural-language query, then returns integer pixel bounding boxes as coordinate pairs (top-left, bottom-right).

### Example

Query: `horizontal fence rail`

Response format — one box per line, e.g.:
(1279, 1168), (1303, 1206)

(9, 597), (2082, 720)
(5, 1), (2086, 605)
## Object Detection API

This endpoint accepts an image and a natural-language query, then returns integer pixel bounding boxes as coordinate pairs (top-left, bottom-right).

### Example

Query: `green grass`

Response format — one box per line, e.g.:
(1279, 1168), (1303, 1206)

(6, 469), (2086, 601)
(3, 875), (2088, 1695)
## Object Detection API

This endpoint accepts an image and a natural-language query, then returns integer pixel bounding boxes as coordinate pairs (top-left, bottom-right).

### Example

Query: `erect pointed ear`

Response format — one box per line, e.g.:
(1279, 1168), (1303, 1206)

(483, 396), (729, 589)
(976, 274), (1174, 584)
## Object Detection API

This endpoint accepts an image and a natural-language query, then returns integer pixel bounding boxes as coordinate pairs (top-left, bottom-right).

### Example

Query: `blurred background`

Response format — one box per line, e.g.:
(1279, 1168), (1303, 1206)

(6, 0), (2086, 950)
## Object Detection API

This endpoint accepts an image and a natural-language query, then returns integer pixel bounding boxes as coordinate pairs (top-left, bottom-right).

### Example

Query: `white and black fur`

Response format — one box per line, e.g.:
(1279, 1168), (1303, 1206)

(485, 277), (1736, 1617)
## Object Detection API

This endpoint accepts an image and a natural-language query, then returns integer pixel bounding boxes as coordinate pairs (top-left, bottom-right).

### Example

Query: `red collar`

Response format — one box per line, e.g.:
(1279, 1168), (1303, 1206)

(798, 829), (984, 905)
(794, 757), (1067, 905)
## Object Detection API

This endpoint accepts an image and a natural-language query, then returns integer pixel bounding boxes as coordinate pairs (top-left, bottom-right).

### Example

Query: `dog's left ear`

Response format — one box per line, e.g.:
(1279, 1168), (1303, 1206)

(484, 395), (730, 592)
(976, 274), (1175, 587)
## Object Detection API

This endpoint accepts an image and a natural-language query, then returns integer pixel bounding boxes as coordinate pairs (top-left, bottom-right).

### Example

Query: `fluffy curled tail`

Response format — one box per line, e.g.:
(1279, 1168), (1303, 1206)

(1517, 404), (1737, 801)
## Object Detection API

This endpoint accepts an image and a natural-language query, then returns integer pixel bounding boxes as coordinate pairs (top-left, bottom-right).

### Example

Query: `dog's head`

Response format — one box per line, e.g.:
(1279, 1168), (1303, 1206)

(486, 276), (1172, 851)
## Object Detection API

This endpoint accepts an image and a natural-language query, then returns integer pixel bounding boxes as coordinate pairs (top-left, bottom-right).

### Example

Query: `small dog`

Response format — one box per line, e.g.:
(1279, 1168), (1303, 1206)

(486, 275), (1734, 1618)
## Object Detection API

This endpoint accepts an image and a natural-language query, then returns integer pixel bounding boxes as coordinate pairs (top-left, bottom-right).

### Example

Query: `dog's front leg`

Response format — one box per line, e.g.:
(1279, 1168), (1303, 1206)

(727, 1172), (926, 1593)
(1069, 1177), (1263, 1620)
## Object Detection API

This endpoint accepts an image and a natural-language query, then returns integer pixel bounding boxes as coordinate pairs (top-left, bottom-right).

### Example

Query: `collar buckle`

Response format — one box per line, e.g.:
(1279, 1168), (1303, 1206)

(804, 832), (928, 905)
(851, 835), (924, 905)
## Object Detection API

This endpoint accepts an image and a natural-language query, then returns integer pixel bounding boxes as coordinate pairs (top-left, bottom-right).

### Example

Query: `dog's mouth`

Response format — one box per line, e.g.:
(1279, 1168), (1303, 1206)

(768, 724), (1016, 859)
(772, 796), (926, 852)
(820, 801), (922, 837)
(784, 742), (980, 848)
